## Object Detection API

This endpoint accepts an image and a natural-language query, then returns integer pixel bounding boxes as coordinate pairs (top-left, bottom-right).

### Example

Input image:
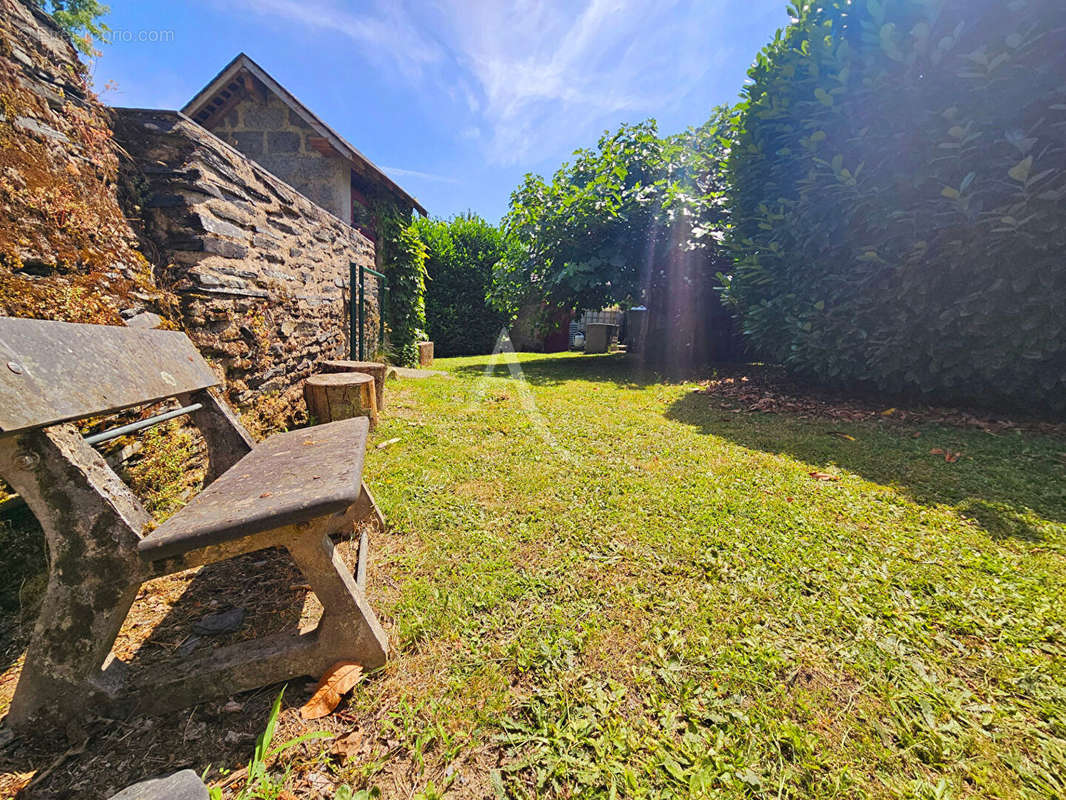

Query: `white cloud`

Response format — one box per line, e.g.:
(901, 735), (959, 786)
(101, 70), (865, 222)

(382, 166), (459, 183)
(430, 0), (726, 164)
(218, 0), (737, 165)
(221, 0), (445, 80)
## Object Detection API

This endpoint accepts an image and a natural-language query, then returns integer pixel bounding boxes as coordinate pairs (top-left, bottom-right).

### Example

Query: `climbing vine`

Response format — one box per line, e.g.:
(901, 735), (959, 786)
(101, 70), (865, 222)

(373, 200), (427, 367)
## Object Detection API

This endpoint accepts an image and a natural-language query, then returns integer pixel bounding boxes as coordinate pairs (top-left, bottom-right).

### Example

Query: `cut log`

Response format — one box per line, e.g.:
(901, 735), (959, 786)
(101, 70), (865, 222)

(304, 373), (377, 428)
(321, 360), (387, 412)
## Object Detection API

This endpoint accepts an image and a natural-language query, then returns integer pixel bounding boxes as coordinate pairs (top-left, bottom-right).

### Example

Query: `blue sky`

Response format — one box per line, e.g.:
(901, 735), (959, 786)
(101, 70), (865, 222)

(92, 0), (790, 223)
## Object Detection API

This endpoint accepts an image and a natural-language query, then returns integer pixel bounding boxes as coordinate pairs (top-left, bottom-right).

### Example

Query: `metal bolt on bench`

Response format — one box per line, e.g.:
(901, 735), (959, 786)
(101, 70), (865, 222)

(0, 317), (389, 730)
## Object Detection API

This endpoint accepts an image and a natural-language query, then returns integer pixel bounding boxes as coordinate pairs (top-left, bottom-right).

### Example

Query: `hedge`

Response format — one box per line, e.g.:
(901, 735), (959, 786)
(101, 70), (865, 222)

(725, 0), (1066, 410)
(376, 203), (428, 367)
(418, 214), (509, 357)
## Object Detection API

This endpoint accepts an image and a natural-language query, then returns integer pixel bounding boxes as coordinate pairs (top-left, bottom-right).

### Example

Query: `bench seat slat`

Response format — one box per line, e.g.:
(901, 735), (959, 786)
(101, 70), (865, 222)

(0, 317), (219, 435)
(139, 417), (370, 562)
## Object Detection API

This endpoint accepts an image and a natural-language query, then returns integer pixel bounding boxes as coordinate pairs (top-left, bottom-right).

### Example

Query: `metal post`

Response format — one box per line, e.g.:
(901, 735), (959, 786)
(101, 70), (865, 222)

(358, 262), (365, 361)
(349, 261), (358, 361)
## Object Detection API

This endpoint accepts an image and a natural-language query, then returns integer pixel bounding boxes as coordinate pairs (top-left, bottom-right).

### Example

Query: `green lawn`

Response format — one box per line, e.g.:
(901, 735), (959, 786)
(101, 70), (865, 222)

(341, 351), (1065, 799)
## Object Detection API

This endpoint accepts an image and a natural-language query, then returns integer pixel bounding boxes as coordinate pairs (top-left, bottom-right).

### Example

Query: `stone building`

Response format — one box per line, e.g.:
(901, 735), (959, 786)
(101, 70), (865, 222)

(2, 6), (426, 416)
(108, 53), (427, 414)
(181, 53), (425, 247)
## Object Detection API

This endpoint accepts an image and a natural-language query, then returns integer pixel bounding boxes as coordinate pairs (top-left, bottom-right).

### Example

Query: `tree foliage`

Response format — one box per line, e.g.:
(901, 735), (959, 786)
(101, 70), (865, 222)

(32, 0), (110, 54)
(416, 214), (510, 357)
(725, 0), (1066, 409)
(494, 114), (736, 365)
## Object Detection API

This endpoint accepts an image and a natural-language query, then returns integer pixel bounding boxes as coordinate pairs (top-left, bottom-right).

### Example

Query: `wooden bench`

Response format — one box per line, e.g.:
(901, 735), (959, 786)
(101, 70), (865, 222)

(0, 317), (388, 730)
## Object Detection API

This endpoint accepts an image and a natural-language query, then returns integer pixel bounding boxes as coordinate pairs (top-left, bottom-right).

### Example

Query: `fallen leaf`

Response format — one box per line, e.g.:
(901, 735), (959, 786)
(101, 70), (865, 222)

(881, 408), (897, 416)
(278, 791), (299, 800)
(930, 448), (945, 455)
(826, 431), (856, 441)
(945, 451), (962, 463)
(376, 437), (401, 450)
(809, 472), (840, 481)
(300, 662), (364, 720)
(331, 730), (364, 762)
(259, 492), (272, 498)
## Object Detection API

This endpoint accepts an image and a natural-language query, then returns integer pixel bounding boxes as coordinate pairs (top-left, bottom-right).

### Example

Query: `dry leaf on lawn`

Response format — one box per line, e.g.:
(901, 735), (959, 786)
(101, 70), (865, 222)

(809, 472), (840, 481)
(945, 452), (961, 463)
(331, 730), (364, 762)
(827, 431), (856, 441)
(930, 448), (945, 455)
(299, 662), (364, 720)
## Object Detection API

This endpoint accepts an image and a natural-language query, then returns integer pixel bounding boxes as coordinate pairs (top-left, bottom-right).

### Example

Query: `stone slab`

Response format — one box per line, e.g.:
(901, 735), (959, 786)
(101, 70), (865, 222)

(107, 769), (209, 800)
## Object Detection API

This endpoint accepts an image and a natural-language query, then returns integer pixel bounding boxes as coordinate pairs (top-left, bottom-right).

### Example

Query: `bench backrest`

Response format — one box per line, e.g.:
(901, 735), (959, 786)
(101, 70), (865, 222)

(0, 317), (219, 436)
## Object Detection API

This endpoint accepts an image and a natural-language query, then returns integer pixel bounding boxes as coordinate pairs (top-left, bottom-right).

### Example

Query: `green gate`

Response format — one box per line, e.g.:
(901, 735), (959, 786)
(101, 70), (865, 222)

(350, 261), (389, 361)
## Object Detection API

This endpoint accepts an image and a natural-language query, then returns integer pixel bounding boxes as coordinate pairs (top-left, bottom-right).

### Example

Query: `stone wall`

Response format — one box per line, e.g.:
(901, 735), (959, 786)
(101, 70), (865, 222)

(0, 0), (159, 325)
(208, 92), (352, 225)
(114, 109), (381, 412)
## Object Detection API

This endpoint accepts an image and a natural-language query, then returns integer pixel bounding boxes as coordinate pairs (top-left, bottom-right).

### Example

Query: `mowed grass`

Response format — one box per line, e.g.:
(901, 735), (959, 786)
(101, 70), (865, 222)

(345, 351), (1066, 799)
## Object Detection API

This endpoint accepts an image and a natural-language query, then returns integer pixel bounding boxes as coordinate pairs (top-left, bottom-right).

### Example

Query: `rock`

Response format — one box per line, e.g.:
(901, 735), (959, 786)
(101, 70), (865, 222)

(125, 312), (164, 329)
(107, 769), (209, 800)
(14, 115), (68, 142)
(193, 607), (245, 636)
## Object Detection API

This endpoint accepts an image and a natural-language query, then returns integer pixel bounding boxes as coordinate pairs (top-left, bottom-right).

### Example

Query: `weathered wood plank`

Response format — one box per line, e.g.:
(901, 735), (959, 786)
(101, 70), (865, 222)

(0, 317), (219, 434)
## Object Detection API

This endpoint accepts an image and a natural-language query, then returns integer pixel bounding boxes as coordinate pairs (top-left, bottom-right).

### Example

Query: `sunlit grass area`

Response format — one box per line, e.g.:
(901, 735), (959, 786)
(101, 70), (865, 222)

(346, 351), (1066, 799)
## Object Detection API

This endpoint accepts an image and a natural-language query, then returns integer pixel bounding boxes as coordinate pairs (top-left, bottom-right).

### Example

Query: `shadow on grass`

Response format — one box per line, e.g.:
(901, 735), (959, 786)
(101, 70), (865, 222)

(445, 352), (712, 389)
(665, 390), (1066, 544)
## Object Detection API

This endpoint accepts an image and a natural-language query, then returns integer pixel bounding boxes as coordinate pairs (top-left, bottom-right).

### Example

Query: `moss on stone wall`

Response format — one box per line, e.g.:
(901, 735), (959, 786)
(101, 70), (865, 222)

(0, 0), (162, 325)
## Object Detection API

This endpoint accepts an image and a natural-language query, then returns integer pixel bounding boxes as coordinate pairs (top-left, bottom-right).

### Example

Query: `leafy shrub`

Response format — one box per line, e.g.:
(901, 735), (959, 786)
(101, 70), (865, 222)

(417, 214), (509, 356)
(725, 0), (1066, 410)
(377, 204), (428, 367)
(496, 116), (740, 367)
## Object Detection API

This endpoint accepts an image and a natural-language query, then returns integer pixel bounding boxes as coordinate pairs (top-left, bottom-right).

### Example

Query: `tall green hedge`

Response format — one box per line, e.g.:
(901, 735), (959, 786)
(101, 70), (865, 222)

(725, 0), (1066, 409)
(376, 203), (428, 367)
(417, 214), (509, 357)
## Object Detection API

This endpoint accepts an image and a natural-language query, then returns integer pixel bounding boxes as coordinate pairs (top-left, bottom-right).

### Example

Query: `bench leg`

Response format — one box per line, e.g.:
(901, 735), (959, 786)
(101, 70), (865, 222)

(287, 526), (389, 669)
(0, 426), (149, 730)
(127, 520), (388, 715)
(354, 480), (386, 530)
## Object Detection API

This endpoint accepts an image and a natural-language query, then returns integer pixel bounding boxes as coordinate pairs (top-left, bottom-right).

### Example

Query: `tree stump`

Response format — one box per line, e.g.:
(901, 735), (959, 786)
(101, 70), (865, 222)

(321, 360), (387, 412)
(304, 372), (377, 428)
(418, 341), (434, 367)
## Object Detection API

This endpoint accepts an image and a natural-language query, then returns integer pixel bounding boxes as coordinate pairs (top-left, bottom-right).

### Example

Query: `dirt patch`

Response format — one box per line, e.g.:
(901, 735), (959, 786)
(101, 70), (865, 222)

(694, 366), (1066, 434)
(0, 525), (374, 799)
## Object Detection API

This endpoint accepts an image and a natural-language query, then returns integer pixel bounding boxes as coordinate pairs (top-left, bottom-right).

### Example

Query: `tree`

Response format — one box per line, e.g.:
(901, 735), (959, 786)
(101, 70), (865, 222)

(494, 112), (739, 369)
(33, 0), (110, 55)
(416, 214), (510, 357)
(493, 120), (668, 317)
